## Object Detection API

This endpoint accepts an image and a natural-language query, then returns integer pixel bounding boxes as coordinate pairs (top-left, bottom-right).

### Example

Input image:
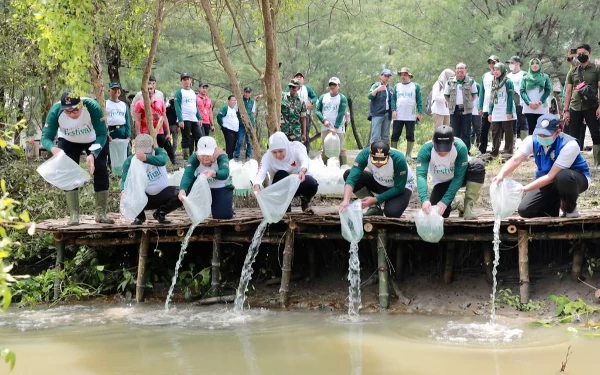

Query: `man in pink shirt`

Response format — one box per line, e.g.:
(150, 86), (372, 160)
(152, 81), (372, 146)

(134, 86), (172, 156)
(196, 81), (215, 137)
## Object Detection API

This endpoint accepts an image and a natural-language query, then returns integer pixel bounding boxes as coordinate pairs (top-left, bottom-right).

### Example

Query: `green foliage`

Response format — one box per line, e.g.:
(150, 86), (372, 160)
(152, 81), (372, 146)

(532, 294), (600, 328)
(177, 264), (211, 301)
(0, 348), (15, 371)
(496, 288), (545, 312)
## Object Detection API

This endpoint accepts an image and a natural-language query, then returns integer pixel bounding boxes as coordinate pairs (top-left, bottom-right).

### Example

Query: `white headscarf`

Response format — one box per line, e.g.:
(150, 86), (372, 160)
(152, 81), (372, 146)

(438, 69), (455, 86)
(268, 132), (293, 170)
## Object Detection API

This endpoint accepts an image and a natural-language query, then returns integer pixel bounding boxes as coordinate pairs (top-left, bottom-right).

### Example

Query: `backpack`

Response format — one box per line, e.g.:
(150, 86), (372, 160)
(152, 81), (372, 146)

(425, 82), (442, 115)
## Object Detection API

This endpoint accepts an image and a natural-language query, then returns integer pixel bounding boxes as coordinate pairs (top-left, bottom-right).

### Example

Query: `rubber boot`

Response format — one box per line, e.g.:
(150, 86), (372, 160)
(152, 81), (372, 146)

(593, 145), (600, 169)
(65, 190), (80, 226)
(391, 141), (398, 149)
(519, 130), (528, 141)
(321, 151), (328, 165)
(182, 148), (190, 162)
(354, 187), (383, 216)
(406, 141), (414, 159)
(451, 195), (464, 217)
(94, 191), (115, 224)
(339, 153), (347, 167)
(463, 181), (483, 220)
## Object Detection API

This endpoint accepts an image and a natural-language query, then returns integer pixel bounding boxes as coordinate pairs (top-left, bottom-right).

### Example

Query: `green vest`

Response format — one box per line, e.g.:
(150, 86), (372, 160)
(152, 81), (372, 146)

(447, 76), (474, 114)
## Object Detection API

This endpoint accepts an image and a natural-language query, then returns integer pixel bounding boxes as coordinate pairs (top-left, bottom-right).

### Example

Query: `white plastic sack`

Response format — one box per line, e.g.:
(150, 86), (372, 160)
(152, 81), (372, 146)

(340, 200), (364, 243)
(415, 207), (444, 243)
(490, 178), (524, 219)
(36, 150), (90, 190)
(119, 158), (149, 220)
(256, 174), (301, 223)
(183, 175), (212, 225)
(324, 133), (341, 158)
(109, 139), (129, 177)
(308, 156), (347, 195)
(168, 168), (185, 186)
(230, 159), (258, 196)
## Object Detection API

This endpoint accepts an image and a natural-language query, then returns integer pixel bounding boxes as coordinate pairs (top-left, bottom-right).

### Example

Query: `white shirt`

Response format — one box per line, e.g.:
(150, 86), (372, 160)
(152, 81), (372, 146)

(298, 86), (312, 114)
(490, 85), (517, 122)
(428, 144), (458, 186)
(195, 161), (230, 188)
(394, 82), (417, 121)
(507, 70), (525, 106)
(105, 100), (128, 126)
(431, 82), (448, 116)
(180, 88), (198, 122)
(482, 72), (494, 113)
(145, 164), (169, 195)
(57, 104), (96, 144)
(522, 88), (550, 115)
(253, 142), (309, 185)
(320, 93), (345, 133)
(222, 105), (239, 132)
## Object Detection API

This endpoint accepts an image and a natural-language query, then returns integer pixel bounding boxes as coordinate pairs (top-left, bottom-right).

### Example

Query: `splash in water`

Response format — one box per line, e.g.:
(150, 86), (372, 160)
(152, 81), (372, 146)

(234, 220), (269, 313)
(165, 224), (198, 310)
(348, 242), (362, 317)
(490, 218), (501, 324)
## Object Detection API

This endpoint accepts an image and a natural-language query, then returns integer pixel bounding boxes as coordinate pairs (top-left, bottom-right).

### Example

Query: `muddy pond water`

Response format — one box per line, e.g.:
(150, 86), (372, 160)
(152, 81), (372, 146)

(0, 304), (595, 374)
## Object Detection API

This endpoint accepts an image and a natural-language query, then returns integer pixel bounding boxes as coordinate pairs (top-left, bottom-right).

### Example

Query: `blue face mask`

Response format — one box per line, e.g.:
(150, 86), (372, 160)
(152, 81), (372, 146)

(535, 135), (555, 146)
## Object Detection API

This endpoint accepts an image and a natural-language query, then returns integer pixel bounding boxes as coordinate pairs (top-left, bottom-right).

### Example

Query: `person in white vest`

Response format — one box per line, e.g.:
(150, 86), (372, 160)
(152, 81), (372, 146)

(478, 55), (501, 154)
(175, 72), (203, 159)
(339, 141), (413, 217)
(106, 82), (131, 144)
(391, 67), (423, 159)
(216, 95), (240, 160)
(252, 132), (318, 212)
(179, 137), (234, 219)
(506, 56), (529, 141)
(489, 63), (518, 157)
(520, 58), (552, 135)
(120, 134), (180, 225)
(315, 76), (348, 165)
(41, 92), (114, 225)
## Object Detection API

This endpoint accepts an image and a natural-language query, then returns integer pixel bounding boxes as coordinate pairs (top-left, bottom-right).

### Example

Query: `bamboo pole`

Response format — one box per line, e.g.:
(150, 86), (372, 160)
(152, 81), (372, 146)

(395, 243), (406, 281)
(279, 228), (295, 307)
(443, 242), (456, 284)
(135, 232), (150, 303)
(53, 238), (65, 300)
(571, 240), (584, 282)
(211, 227), (222, 289)
(518, 229), (530, 303)
(377, 229), (389, 309)
(483, 242), (494, 284)
(308, 242), (317, 280)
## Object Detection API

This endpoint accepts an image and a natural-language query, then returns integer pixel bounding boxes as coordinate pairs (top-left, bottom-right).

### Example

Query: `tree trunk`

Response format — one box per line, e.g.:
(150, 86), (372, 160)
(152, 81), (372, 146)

(348, 97), (363, 149)
(41, 69), (55, 128)
(261, 0), (282, 135)
(88, 42), (106, 116)
(200, 0), (263, 159)
(104, 38), (121, 83)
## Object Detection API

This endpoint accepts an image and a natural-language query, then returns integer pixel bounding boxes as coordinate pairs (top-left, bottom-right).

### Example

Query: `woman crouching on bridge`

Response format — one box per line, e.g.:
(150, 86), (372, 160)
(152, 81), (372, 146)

(252, 131), (318, 212)
(178, 137), (234, 220)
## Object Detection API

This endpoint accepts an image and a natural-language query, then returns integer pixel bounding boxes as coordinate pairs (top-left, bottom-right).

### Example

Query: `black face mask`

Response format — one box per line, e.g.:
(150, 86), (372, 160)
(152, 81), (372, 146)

(577, 54), (589, 63)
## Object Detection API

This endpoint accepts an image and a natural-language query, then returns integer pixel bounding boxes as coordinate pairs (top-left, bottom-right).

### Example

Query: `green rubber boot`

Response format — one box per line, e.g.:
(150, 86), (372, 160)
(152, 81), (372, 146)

(391, 141), (398, 149)
(354, 187), (383, 216)
(95, 191), (115, 224)
(182, 148), (190, 162)
(519, 130), (528, 141)
(463, 181), (483, 220)
(406, 141), (414, 159)
(65, 190), (80, 226)
(339, 152), (347, 166)
(593, 145), (600, 169)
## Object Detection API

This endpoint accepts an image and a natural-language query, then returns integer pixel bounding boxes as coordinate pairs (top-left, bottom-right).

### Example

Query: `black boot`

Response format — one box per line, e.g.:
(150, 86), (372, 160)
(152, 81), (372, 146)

(153, 209), (171, 224)
(131, 211), (146, 225)
(300, 195), (312, 212)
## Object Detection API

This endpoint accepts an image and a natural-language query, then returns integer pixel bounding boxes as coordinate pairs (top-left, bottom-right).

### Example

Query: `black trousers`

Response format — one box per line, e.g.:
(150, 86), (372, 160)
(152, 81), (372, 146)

(145, 186), (181, 211)
(202, 123), (212, 137)
(272, 170), (318, 201)
(513, 106), (528, 134)
(391, 120), (416, 142)
(567, 107), (600, 150)
(518, 169), (588, 218)
(478, 112), (491, 154)
(58, 137), (109, 192)
(428, 159), (486, 218)
(525, 113), (543, 135)
(342, 169), (411, 218)
(222, 127), (238, 160)
(181, 121), (204, 153)
(210, 185), (234, 219)
(156, 133), (176, 163)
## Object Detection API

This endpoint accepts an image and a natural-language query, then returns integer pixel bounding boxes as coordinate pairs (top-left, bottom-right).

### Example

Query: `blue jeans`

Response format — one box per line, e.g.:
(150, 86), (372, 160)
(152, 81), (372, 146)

(370, 115), (391, 145)
(450, 106), (472, 150)
(234, 123), (252, 159)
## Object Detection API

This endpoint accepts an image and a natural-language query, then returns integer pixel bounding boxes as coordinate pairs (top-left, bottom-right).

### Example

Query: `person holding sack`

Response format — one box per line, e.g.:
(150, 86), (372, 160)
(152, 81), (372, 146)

(178, 137), (234, 220)
(252, 132), (318, 212)
(41, 92), (114, 225)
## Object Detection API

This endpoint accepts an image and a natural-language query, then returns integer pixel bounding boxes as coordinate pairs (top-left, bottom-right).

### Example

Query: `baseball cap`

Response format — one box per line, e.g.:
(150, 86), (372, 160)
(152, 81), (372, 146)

(507, 56), (521, 63)
(433, 126), (455, 153)
(243, 87), (253, 92)
(108, 82), (121, 89)
(180, 72), (191, 80)
(398, 67), (413, 77)
(197, 136), (217, 156)
(135, 134), (154, 154)
(328, 77), (341, 85)
(288, 79), (301, 88)
(149, 75), (156, 82)
(294, 72), (304, 78)
(487, 55), (500, 63)
(381, 69), (393, 76)
(199, 81), (209, 87)
(60, 91), (81, 110)
(533, 114), (560, 137)
(370, 141), (390, 163)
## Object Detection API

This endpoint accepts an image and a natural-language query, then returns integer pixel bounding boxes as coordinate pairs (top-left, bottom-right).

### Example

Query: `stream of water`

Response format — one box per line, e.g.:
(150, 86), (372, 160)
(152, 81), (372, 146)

(490, 218), (502, 324)
(347, 242), (362, 317)
(234, 220), (269, 313)
(164, 223), (198, 311)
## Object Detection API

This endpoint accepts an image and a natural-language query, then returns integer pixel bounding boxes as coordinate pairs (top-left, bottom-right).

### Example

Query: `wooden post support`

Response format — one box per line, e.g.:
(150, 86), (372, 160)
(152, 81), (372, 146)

(443, 242), (456, 284)
(518, 229), (530, 303)
(395, 243), (406, 281)
(211, 227), (222, 289)
(279, 228), (295, 307)
(571, 240), (584, 282)
(377, 229), (389, 309)
(308, 243), (317, 280)
(53, 237), (65, 300)
(135, 231), (150, 303)
(483, 242), (494, 284)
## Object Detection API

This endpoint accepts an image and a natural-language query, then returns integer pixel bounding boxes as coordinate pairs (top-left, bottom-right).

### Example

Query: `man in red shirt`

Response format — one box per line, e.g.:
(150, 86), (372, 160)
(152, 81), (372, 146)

(134, 86), (172, 156)
(196, 81), (215, 137)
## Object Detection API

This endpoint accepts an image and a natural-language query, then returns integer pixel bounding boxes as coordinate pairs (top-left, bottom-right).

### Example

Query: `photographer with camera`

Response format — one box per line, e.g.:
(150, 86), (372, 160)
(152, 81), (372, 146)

(563, 43), (600, 168)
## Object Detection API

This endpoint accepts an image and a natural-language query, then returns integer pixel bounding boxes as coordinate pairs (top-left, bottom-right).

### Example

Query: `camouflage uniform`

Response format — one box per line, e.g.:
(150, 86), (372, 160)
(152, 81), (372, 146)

(281, 92), (307, 141)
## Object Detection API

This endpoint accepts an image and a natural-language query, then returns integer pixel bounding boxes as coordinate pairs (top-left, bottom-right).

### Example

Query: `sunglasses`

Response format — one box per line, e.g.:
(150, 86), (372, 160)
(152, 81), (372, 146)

(370, 156), (389, 164)
(65, 107), (80, 114)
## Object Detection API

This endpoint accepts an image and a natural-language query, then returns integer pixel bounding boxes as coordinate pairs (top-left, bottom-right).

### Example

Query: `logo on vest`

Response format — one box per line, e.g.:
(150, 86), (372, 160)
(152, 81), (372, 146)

(147, 168), (162, 182)
(433, 164), (454, 174)
(64, 126), (92, 137)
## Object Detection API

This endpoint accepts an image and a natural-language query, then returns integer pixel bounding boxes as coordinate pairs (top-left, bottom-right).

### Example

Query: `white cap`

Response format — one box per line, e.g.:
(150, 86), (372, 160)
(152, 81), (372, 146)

(196, 136), (217, 156)
(328, 77), (341, 85)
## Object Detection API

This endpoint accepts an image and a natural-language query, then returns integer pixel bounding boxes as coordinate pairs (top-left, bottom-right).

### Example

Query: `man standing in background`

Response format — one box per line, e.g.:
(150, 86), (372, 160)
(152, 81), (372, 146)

(196, 81), (214, 137)
(445, 63), (477, 152)
(478, 55), (500, 155)
(391, 67), (422, 159)
(281, 79), (308, 143)
(316, 77), (348, 165)
(175, 72), (203, 160)
(234, 87), (257, 161)
(368, 69), (394, 145)
(288, 72), (317, 151)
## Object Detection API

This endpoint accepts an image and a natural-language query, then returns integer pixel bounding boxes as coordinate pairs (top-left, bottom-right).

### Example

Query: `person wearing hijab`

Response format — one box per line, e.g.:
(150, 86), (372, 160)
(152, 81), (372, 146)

(488, 62), (517, 157)
(252, 132), (318, 212)
(179, 137), (234, 219)
(521, 58), (552, 135)
(432, 69), (454, 127)
(120, 134), (180, 225)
